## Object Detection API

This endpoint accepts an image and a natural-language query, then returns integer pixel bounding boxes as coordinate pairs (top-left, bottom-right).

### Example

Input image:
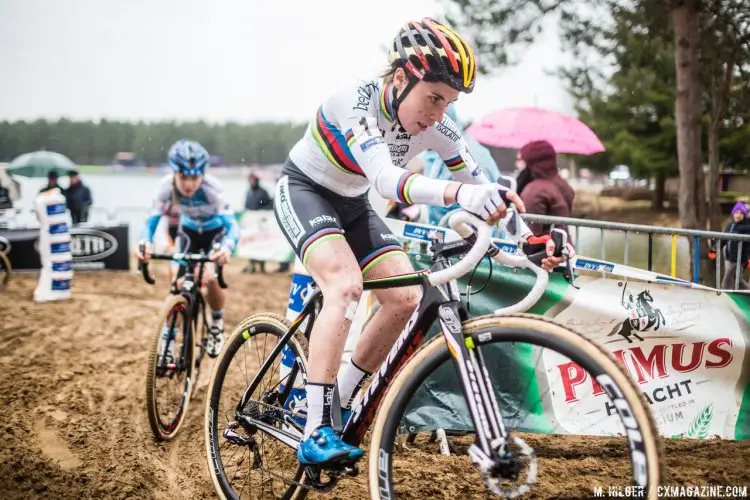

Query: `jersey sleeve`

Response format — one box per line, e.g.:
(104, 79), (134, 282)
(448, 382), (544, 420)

(428, 116), (490, 185)
(218, 206), (240, 252)
(327, 81), (452, 207)
(204, 177), (240, 252)
(140, 177), (173, 242)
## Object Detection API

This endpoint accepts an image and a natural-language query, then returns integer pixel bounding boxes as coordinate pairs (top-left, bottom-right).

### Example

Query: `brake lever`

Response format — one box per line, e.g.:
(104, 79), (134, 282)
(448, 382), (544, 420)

(217, 265), (228, 289)
(138, 242), (156, 285)
(550, 229), (579, 289)
(211, 242), (229, 289)
(522, 229), (577, 288)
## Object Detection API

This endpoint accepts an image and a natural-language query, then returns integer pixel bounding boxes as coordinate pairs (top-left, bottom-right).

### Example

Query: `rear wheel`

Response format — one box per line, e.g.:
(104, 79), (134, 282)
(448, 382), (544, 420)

(205, 313), (310, 500)
(368, 314), (663, 499)
(145, 295), (195, 440)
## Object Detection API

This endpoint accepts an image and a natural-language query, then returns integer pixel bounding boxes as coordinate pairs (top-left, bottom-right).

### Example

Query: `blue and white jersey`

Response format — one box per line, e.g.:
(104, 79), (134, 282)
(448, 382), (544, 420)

(140, 174), (239, 251)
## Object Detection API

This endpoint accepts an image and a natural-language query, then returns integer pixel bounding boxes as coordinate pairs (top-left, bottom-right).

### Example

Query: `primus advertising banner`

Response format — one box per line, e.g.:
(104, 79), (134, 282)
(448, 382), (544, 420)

(405, 256), (750, 440)
(545, 277), (748, 439)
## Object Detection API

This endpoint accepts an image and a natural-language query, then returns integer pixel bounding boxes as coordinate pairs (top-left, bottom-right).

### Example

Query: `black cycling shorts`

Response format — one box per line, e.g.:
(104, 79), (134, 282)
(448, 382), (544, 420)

(177, 226), (224, 255)
(173, 226), (224, 280)
(274, 159), (405, 273)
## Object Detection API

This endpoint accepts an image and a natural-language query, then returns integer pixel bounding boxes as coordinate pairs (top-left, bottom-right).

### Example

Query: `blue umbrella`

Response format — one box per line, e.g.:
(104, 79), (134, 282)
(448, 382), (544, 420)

(8, 151), (76, 178)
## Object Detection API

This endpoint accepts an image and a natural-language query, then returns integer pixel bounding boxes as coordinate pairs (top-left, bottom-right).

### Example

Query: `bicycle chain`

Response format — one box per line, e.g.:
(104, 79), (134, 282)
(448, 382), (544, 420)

(242, 397), (304, 429)
(227, 398), (312, 491)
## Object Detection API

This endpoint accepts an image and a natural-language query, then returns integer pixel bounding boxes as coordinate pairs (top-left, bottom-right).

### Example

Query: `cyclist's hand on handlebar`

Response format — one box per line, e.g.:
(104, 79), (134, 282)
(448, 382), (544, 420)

(137, 240), (152, 262)
(456, 183), (510, 224)
(210, 245), (231, 266)
(524, 231), (575, 271)
(541, 240), (576, 271)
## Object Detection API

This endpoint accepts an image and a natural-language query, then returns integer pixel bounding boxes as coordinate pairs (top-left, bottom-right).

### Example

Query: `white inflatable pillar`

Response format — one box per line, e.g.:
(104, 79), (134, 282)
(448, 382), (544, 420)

(34, 189), (73, 302)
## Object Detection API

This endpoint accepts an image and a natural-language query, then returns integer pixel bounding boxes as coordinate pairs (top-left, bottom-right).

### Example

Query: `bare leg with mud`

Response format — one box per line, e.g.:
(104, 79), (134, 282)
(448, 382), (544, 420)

(349, 254), (421, 374)
(303, 238), (362, 440)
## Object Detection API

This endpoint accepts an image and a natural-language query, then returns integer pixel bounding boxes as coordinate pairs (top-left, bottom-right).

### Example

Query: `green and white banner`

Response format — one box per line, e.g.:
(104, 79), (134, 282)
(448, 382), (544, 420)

(236, 211), (295, 263)
(405, 255), (750, 440)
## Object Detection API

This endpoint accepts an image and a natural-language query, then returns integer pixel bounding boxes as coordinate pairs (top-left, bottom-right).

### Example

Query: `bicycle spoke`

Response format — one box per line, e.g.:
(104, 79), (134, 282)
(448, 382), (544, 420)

(261, 335), (275, 394)
(239, 467), (251, 499)
(225, 444), (241, 479)
(230, 447), (248, 484)
(259, 437), (267, 497)
(243, 340), (249, 383)
(233, 345), (248, 387)
(256, 333), (265, 375)
(240, 454), (255, 500)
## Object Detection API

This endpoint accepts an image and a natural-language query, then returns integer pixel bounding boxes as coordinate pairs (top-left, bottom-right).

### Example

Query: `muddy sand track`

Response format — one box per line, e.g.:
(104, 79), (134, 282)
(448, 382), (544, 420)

(1, 266), (749, 499)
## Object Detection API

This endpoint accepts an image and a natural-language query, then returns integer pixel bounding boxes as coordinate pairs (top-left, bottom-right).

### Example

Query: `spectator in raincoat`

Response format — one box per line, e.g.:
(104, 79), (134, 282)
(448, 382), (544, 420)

(516, 140), (575, 238)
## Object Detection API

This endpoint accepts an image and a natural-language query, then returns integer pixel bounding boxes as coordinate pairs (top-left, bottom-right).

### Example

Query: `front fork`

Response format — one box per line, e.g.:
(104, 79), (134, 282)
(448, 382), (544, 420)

(438, 302), (507, 457)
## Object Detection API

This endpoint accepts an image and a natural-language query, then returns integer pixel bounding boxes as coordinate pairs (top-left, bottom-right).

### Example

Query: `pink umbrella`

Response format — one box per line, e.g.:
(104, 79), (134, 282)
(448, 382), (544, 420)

(466, 107), (605, 155)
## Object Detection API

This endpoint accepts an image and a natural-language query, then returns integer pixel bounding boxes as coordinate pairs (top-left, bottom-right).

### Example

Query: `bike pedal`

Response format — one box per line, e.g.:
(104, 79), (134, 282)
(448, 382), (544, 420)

(342, 464), (358, 477)
(322, 457), (359, 472)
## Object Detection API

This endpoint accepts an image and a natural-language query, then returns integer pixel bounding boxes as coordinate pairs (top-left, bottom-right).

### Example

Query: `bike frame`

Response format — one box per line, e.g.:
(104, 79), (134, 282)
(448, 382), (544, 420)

(235, 239), (508, 459)
(156, 258), (210, 372)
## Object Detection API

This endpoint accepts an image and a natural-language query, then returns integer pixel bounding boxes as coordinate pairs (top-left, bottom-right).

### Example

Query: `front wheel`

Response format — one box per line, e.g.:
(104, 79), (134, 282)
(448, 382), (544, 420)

(368, 314), (663, 499)
(145, 294), (195, 440)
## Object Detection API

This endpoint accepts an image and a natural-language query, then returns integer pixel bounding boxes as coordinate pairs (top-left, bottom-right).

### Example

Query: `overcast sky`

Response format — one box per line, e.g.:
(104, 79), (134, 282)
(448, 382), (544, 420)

(0, 0), (573, 125)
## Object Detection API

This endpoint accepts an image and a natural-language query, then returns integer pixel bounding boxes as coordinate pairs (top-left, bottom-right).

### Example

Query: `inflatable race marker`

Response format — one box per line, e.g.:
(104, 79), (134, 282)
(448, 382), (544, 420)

(34, 189), (73, 302)
(279, 257), (314, 423)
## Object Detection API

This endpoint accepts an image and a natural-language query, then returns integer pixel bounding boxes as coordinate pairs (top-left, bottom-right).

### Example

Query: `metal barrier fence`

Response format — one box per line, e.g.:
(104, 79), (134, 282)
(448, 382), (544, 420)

(5, 205), (749, 290)
(521, 213), (750, 290)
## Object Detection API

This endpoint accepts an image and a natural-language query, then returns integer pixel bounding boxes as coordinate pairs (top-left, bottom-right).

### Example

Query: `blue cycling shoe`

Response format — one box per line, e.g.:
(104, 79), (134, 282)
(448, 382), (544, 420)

(297, 426), (364, 465)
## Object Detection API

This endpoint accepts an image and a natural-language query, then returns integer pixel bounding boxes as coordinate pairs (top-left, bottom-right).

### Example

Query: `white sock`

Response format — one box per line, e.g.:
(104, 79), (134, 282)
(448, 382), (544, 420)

(304, 383), (335, 439)
(337, 360), (370, 410)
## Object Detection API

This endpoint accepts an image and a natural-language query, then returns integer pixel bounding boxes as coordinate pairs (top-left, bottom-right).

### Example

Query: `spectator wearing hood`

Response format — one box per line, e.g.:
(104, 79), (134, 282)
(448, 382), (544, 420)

(516, 140), (575, 237)
(719, 202), (750, 290)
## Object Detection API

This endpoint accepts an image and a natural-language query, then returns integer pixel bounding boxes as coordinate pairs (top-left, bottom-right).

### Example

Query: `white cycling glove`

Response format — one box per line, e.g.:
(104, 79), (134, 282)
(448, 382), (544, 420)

(456, 183), (507, 220)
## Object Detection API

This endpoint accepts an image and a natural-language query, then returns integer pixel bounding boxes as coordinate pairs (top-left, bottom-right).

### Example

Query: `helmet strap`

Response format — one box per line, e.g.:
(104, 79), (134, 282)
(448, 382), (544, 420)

(391, 73), (419, 132)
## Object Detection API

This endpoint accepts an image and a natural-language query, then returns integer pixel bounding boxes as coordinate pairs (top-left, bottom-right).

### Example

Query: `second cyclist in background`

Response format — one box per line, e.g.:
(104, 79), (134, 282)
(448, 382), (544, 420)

(138, 139), (239, 360)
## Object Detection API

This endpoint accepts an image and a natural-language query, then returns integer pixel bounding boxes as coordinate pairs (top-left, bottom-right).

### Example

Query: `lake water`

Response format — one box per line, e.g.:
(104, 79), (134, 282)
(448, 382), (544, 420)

(14, 171), (254, 213)
(9, 171), (692, 279)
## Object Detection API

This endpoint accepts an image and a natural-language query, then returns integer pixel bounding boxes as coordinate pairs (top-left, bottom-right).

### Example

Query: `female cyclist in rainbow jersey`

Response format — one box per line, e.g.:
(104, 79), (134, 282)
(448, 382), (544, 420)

(274, 18), (562, 466)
